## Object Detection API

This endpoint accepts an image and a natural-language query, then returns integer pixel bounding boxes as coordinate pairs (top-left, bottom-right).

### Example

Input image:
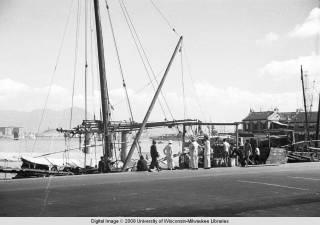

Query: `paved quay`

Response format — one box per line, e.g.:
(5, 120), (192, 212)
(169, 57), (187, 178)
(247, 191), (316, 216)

(1, 163), (320, 217)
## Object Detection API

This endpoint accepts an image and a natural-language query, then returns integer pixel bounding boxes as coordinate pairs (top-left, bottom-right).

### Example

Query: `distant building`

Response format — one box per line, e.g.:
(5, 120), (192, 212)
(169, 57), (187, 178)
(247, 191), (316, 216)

(242, 109), (320, 139)
(242, 109), (281, 134)
(0, 126), (23, 139)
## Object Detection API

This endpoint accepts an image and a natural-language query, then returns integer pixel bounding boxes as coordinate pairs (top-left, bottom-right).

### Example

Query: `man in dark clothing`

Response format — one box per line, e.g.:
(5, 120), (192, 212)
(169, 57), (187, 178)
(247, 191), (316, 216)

(149, 140), (160, 171)
(98, 156), (105, 173)
(244, 140), (252, 167)
(179, 149), (190, 169)
(137, 155), (149, 171)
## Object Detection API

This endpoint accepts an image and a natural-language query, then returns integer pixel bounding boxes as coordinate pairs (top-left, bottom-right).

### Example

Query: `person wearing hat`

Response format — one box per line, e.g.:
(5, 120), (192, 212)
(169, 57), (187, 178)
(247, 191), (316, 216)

(203, 134), (211, 169)
(189, 136), (199, 169)
(149, 140), (160, 171)
(163, 140), (174, 170)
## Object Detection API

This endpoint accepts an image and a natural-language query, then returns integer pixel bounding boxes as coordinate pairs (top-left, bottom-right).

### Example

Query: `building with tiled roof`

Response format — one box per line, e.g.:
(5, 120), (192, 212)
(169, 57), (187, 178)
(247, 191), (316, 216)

(242, 109), (320, 139)
(242, 109), (281, 133)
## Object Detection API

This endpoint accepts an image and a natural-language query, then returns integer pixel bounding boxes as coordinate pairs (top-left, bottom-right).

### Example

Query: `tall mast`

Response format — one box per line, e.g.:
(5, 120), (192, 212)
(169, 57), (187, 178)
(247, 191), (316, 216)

(84, 0), (89, 168)
(122, 36), (183, 171)
(316, 93), (320, 147)
(301, 65), (310, 141)
(93, 0), (111, 158)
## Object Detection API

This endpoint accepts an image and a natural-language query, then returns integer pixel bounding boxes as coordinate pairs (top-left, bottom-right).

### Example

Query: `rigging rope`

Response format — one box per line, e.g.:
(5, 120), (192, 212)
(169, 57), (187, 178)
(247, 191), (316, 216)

(149, 0), (180, 36)
(31, 0), (75, 154)
(121, 0), (176, 121)
(183, 47), (207, 120)
(70, 0), (82, 129)
(105, 0), (135, 122)
(89, 0), (99, 116)
(113, 71), (163, 107)
(180, 42), (187, 119)
(119, 0), (171, 120)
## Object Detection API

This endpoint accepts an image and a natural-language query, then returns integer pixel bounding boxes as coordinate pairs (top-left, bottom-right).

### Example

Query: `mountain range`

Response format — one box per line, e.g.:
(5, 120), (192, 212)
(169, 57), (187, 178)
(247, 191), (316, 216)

(0, 107), (91, 133)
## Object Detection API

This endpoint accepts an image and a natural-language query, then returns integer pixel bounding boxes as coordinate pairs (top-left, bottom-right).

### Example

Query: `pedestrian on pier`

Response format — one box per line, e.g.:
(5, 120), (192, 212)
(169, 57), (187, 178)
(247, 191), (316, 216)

(149, 140), (160, 171)
(98, 157), (105, 173)
(254, 147), (260, 165)
(223, 139), (230, 166)
(189, 136), (199, 169)
(244, 140), (252, 167)
(203, 135), (211, 169)
(163, 140), (174, 170)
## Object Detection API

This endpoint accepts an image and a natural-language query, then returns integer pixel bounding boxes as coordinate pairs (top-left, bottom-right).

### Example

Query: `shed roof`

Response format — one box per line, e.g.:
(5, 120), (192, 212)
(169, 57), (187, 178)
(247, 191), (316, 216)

(242, 111), (274, 121)
(292, 111), (318, 123)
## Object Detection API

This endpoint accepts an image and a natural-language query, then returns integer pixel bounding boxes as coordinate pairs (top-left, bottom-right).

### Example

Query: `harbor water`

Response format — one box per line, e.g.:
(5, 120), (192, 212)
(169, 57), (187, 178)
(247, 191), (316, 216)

(0, 137), (183, 178)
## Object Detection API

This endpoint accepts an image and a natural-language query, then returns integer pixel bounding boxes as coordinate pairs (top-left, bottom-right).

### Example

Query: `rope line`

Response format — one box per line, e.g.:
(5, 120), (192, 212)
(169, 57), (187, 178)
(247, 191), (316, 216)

(183, 47), (207, 120)
(31, 0), (75, 154)
(118, 0), (169, 120)
(105, 0), (135, 122)
(149, 0), (180, 36)
(121, 0), (175, 120)
(180, 42), (187, 119)
(123, 1), (176, 121)
(70, 0), (82, 129)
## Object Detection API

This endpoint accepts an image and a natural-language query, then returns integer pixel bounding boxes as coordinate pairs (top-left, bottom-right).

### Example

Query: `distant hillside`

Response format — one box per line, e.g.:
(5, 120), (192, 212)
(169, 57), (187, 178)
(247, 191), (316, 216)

(0, 107), (183, 136)
(0, 107), (93, 133)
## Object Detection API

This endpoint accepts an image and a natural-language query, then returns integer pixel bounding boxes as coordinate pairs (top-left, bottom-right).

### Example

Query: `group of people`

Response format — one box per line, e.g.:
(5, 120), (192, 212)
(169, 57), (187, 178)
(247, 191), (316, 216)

(136, 135), (213, 172)
(241, 139), (261, 166)
(99, 136), (262, 173)
(137, 139), (175, 172)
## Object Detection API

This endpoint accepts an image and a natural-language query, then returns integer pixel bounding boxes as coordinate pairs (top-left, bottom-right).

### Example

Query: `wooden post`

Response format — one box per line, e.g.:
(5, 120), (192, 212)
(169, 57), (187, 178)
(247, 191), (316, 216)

(122, 36), (183, 171)
(182, 124), (186, 153)
(235, 123), (239, 150)
(121, 131), (128, 162)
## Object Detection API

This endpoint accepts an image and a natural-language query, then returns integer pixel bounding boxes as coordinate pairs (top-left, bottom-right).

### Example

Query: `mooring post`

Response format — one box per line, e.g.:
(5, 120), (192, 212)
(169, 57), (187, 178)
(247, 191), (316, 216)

(182, 124), (186, 153)
(120, 131), (128, 162)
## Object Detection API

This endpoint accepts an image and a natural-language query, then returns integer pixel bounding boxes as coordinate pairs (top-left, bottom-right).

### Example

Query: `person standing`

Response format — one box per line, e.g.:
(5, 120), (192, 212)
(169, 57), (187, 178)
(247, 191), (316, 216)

(163, 140), (174, 170)
(203, 135), (211, 169)
(255, 147), (260, 165)
(98, 156), (105, 173)
(244, 139), (252, 167)
(223, 139), (230, 166)
(189, 136), (199, 169)
(149, 140), (160, 171)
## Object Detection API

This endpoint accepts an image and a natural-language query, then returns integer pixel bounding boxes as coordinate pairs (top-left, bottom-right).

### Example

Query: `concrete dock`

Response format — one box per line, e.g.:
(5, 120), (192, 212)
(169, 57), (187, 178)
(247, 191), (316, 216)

(0, 163), (320, 217)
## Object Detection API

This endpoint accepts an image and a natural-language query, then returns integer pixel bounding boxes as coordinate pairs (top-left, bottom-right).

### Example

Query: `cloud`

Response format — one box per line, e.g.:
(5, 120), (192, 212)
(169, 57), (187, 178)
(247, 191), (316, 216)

(193, 82), (299, 119)
(0, 78), (86, 111)
(256, 32), (279, 46)
(0, 78), (304, 123)
(259, 54), (320, 81)
(289, 8), (320, 38)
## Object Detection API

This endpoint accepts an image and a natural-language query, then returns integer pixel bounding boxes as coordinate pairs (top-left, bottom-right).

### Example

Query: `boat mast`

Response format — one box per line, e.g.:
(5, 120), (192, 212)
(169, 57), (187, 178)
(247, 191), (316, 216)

(84, 0), (88, 168)
(122, 36), (183, 171)
(301, 65), (310, 141)
(93, 0), (111, 158)
(316, 94), (320, 147)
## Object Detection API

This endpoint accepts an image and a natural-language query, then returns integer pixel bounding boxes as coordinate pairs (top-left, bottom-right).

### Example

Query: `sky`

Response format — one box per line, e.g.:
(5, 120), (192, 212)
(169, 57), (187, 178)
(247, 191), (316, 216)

(0, 0), (320, 125)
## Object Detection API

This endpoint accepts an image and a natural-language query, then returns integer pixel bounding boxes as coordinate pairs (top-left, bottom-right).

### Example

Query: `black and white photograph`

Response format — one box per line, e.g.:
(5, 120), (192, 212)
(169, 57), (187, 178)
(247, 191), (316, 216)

(0, 0), (320, 223)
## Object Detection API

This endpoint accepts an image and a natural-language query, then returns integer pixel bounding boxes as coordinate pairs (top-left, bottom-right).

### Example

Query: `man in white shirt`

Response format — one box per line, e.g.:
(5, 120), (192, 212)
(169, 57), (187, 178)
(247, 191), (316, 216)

(223, 139), (230, 166)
